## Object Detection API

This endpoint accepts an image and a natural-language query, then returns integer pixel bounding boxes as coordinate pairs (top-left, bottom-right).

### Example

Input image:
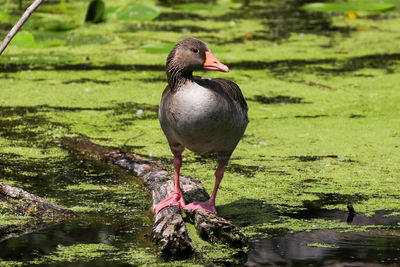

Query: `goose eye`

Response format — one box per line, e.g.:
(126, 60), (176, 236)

(191, 48), (199, 54)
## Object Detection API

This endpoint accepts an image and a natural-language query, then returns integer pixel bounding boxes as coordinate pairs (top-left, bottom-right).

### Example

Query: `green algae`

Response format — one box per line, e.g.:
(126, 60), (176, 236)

(115, 247), (160, 266)
(1, 0), (400, 264)
(306, 242), (339, 248)
(31, 243), (117, 264)
(0, 261), (23, 267)
(386, 211), (400, 217)
(185, 222), (246, 265)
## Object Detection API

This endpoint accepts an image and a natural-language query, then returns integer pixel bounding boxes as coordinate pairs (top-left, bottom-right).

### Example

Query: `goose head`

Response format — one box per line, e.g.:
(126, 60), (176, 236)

(167, 37), (229, 75)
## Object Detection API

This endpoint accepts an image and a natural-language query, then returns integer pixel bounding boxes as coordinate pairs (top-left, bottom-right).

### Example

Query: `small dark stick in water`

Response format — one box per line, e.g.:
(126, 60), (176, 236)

(155, 37), (248, 214)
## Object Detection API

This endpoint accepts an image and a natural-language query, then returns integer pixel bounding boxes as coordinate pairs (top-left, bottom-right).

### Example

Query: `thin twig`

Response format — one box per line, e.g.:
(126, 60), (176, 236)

(0, 0), (43, 55)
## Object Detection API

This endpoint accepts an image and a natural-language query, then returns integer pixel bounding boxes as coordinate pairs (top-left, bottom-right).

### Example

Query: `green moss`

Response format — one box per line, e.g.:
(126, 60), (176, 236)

(185, 222), (246, 264)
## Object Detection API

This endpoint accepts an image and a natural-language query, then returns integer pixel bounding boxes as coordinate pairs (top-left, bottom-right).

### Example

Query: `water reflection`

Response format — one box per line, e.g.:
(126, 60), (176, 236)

(0, 144), (155, 265)
(246, 230), (400, 266)
(1, 215), (154, 265)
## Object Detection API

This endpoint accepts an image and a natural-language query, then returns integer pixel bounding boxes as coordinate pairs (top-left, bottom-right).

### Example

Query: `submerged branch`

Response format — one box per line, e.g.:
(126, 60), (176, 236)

(0, 182), (74, 243)
(0, 182), (73, 216)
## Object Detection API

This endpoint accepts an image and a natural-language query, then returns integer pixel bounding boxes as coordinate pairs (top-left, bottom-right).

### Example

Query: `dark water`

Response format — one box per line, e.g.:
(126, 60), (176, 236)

(1, 218), (147, 266)
(246, 230), (400, 267)
(245, 206), (400, 266)
(0, 140), (156, 265)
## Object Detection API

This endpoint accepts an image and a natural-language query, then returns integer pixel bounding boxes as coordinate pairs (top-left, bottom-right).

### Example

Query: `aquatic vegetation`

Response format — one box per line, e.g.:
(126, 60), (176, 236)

(0, 11), (9, 22)
(85, 0), (105, 24)
(302, 1), (396, 14)
(115, 4), (161, 21)
(31, 243), (117, 264)
(9, 31), (37, 48)
(306, 242), (339, 248)
(175, 3), (228, 12)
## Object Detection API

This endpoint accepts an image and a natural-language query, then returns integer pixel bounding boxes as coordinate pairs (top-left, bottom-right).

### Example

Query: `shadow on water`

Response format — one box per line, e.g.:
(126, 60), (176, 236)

(301, 192), (367, 210)
(289, 154), (358, 163)
(122, 23), (212, 33)
(290, 155), (344, 162)
(62, 78), (111, 84)
(249, 95), (311, 105)
(228, 162), (291, 177)
(0, 104), (158, 265)
(0, 103), (158, 116)
(138, 77), (165, 83)
(349, 114), (366, 118)
(288, 208), (400, 227)
(222, 198), (400, 266)
(0, 145), (156, 266)
(156, 12), (206, 21)
(2, 53), (400, 79)
(219, 198), (280, 228)
(155, 0), (352, 43)
(228, 53), (400, 76)
(0, 63), (164, 73)
(176, 153), (289, 178)
(245, 229), (400, 267)
(295, 114), (328, 118)
(0, 102), (158, 137)
(216, 0), (352, 44)
(221, 196), (400, 266)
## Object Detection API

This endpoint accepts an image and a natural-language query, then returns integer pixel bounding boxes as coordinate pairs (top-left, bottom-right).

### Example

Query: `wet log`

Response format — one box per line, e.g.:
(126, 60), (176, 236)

(0, 182), (73, 243)
(61, 136), (247, 259)
(0, 182), (73, 216)
(185, 209), (248, 248)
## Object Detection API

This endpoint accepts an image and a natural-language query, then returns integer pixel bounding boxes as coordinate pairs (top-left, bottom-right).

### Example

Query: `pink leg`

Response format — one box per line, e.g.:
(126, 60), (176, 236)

(154, 154), (186, 213)
(184, 165), (224, 214)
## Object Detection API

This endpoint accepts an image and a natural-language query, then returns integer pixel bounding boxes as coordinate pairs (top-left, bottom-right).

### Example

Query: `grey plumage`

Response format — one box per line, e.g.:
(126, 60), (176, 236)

(159, 37), (248, 166)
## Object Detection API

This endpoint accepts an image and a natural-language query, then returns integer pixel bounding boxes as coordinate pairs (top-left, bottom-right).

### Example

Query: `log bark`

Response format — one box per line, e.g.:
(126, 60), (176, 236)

(0, 182), (73, 243)
(61, 136), (247, 259)
(0, 182), (73, 217)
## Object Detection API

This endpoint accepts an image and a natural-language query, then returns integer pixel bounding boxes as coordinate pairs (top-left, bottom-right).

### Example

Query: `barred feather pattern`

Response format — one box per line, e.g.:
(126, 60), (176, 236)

(167, 65), (191, 92)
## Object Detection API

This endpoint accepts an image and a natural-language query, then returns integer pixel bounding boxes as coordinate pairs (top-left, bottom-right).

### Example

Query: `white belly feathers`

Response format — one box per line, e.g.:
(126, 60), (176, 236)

(160, 80), (242, 154)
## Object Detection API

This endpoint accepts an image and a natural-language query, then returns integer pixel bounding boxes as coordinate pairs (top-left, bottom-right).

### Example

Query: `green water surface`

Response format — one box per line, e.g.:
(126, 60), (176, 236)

(1, 0), (399, 265)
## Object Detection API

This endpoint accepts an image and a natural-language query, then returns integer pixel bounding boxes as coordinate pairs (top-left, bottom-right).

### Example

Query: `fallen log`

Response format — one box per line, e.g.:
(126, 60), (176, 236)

(0, 182), (74, 216)
(61, 136), (247, 259)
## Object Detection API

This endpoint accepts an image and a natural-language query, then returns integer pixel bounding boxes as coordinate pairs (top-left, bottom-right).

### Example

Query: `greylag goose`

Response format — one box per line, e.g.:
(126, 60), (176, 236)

(155, 37), (248, 214)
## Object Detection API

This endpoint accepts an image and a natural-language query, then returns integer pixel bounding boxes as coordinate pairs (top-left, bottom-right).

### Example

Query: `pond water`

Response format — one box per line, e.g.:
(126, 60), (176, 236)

(0, 148), (157, 265)
(1, 0), (400, 265)
(247, 230), (400, 266)
(0, 108), (398, 265)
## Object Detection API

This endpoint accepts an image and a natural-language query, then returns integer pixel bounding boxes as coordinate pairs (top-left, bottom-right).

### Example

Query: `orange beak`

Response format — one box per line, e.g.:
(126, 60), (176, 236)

(203, 51), (229, 72)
